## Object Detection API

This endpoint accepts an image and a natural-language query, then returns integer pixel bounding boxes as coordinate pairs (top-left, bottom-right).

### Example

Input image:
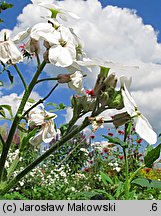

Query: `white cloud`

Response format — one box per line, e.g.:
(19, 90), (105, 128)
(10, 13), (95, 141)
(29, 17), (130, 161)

(0, 91), (41, 117)
(10, 0), (161, 131)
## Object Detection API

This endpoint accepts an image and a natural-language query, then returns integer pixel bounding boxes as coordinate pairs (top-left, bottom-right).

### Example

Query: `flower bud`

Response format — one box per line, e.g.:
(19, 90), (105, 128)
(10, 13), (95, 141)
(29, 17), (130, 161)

(43, 50), (50, 63)
(113, 112), (131, 128)
(44, 41), (50, 49)
(104, 73), (117, 89)
(108, 91), (124, 110)
(30, 39), (40, 53)
(99, 92), (109, 107)
(57, 74), (70, 83)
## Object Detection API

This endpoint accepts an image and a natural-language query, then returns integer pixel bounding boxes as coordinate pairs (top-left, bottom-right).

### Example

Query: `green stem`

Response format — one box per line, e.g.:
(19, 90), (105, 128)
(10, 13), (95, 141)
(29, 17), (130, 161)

(35, 52), (40, 67)
(0, 118), (89, 195)
(129, 165), (145, 183)
(14, 65), (27, 90)
(36, 77), (58, 84)
(123, 147), (129, 200)
(22, 83), (59, 117)
(0, 61), (46, 182)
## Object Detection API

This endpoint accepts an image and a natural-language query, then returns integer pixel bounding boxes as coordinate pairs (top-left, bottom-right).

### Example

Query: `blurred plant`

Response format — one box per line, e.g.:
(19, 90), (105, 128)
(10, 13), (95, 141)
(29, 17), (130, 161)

(0, 0), (159, 199)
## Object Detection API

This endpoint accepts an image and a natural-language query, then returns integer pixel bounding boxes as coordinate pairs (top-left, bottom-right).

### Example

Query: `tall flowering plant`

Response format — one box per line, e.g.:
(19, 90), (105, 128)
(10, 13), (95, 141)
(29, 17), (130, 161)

(0, 0), (159, 198)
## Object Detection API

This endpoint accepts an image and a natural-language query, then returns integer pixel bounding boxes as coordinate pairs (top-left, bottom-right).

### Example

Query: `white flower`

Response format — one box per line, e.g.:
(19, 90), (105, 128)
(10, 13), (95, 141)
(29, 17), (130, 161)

(0, 31), (23, 64)
(80, 148), (89, 154)
(32, 0), (79, 21)
(47, 26), (76, 67)
(120, 75), (132, 90)
(13, 23), (55, 53)
(114, 162), (119, 167)
(28, 105), (58, 146)
(75, 58), (138, 72)
(68, 71), (84, 94)
(122, 84), (157, 145)
(108, 162), (113, 167)
(114, 167), (121, 172)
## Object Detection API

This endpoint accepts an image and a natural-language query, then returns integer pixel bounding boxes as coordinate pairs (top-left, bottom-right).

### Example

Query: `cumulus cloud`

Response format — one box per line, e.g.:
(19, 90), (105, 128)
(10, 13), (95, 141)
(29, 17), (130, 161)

(10, 0), (161, 131)
(0, 91), (41, 117)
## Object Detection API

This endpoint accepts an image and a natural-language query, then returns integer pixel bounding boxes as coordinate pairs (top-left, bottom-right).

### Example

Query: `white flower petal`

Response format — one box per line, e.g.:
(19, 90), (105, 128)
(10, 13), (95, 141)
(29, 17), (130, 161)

(68, 71), (85, 94)
(29, 130), (43, 146)
(120, 76), (132, 90)
(0, 40), (23, 64)
(135, 115), (157, 145)
(49, 44), (75, 67)
(40, 32), (59, 45)
(121, 85), (136, 116)
(30, 23), (54, 40)
(13, 28), (31, 43)
(42, 122), (56, 143)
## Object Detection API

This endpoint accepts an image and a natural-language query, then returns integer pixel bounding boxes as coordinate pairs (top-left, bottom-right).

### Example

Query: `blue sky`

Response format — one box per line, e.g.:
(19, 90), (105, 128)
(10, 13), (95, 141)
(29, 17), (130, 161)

(1, 0), (161, 42)
(0, 0), (161, 145)
(103, 0), (161, 43)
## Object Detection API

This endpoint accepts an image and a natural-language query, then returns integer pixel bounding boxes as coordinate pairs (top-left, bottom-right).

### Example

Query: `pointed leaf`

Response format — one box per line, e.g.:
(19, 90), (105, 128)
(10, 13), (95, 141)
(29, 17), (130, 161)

(20, 128), (38, 151)
(100, 171), (114, 185)
(59, 103), (66, 110)
(100, 66), (110, 78)
(46, 102), (57, 108)
(103, 135), (128, 148)
(0, 107), (5, 117)
(0, 105), (13, 117)
(132, 178), (161, 189)
(115, 182), (124, 198)
(144, 143), (161, 168)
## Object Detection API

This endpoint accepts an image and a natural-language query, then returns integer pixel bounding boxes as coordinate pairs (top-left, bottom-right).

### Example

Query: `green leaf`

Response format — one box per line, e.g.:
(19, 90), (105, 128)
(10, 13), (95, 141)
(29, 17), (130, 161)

(144, 143), (161, 168)
(28, 98), (35, 104)
(46, 102), (57, 107)
(0, 18), (3, 23)
(0, 107), (5, 117)
(20, 128), (38, 151)
(94, 189), (115, 200)
(128, 190), (136, 200)
(132, 178), (161, 189)
(114, 182), (124, 198)
(2, 168), (7, 182)
(100, 66), (110, 78)
(102, 135), (128, 148)
(0, 105), (13, 117)
(100, 171), (114, 185)
(0, 2), (13, 12)
(60, 124), (67, 135)
(59, 103), (66, 110)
